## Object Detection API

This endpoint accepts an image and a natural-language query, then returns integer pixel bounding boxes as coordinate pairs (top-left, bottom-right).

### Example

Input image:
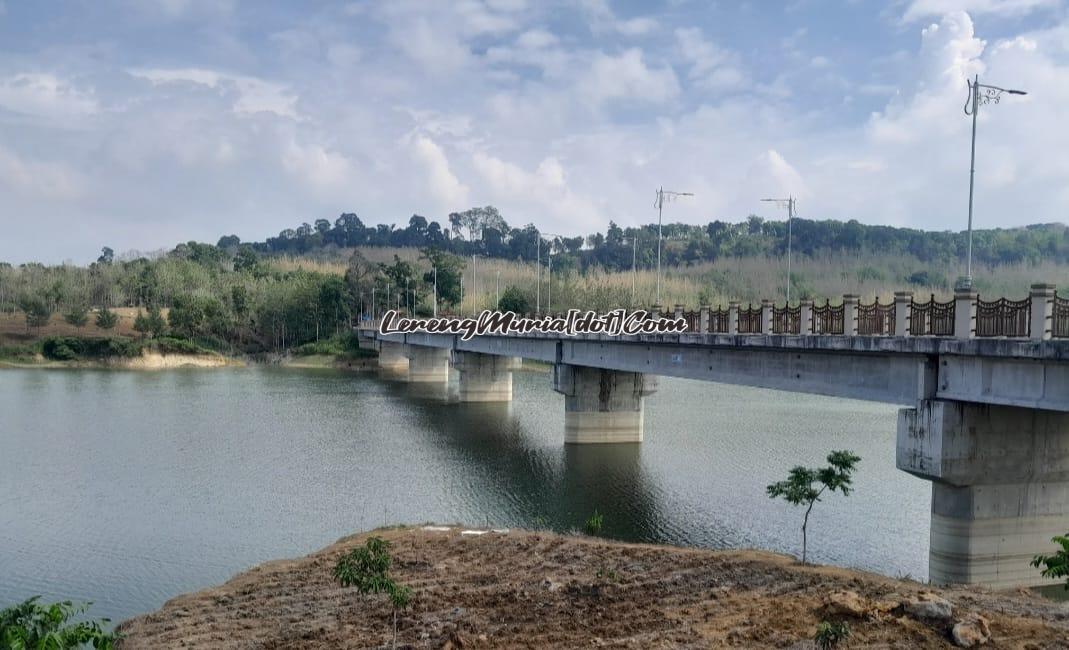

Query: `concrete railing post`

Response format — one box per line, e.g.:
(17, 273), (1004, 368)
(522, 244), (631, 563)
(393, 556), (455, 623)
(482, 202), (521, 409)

(728, 301), (739, 335)
(674, 304), (684, 321)
(1030, 283), (1056, 341)
(894, 291), (913, 337)
(760, 299), (773, 335)
(651, 304), (663, 319)
(699, 305), (710, 333)
(954, 288), (977, 339)
(799, 300), (813, 335)
(843, 294), (859, 336)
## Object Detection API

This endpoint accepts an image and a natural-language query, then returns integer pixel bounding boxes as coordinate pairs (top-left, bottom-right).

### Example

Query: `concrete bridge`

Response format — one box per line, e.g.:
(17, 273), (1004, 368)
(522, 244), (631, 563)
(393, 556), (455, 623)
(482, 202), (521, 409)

(358, 285), (1069, 589)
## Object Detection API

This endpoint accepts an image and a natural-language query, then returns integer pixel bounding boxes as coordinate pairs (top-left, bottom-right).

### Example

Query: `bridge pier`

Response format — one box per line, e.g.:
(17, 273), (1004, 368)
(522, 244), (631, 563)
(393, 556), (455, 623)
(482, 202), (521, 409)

(898, 399), (1069, 588)
(453, 351), (521, 401)
(405, 345), (450, 382)
(377, 341), (408, 374)
(552, 364), (658, 444)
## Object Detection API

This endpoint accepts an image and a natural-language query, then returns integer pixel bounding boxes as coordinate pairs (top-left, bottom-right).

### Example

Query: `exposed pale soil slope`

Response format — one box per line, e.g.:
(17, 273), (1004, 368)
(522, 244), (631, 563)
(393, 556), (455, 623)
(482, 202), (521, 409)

(117, 527), (1069, 649)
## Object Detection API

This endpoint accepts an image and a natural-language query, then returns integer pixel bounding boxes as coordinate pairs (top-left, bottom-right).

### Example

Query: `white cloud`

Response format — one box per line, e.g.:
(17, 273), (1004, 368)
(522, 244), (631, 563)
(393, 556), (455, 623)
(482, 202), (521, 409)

(581, 48), (680, 106)
(0, 145), (85, 200)
(675, 28), (747, 90)
(411, 135), (470, 209)
(0, 73), (98, 120)
(281, 139), (355, 191)
(130, 67), (299, 119)
(902, 0), (1058, 21)
(472, 151), (603, 224)
(388, 17), (472, 74)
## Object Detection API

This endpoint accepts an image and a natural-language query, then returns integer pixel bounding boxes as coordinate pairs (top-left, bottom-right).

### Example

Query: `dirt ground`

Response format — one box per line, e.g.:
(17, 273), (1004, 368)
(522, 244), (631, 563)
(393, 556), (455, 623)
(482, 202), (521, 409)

(0, 307), (155, 345)
(117, 527), (1069, 649)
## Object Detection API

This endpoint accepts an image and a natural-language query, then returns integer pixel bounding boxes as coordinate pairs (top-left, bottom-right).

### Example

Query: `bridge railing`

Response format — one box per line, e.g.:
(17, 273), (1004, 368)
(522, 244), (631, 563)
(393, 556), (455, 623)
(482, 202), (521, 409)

(358, 283), (1065, 342)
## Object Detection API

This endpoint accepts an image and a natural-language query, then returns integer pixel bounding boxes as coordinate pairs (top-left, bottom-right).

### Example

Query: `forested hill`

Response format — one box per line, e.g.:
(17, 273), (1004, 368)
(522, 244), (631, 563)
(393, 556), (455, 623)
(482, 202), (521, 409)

(230, 207), (1068, 271)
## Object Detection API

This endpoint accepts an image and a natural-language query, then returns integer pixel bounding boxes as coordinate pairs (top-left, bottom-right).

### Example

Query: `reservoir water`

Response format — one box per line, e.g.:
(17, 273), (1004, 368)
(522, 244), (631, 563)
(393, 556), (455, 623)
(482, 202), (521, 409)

(0, 366), (930, 623)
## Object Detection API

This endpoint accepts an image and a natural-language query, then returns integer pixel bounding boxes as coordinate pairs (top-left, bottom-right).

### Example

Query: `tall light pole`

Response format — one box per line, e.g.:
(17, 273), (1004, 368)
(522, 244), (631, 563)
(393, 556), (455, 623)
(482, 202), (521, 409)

(535, 232), (541, 315)
(960, 74), (1027, 289)
(654, 186), (693, 304)
(761, 196), (796, 304)
(432, 266), (437, 317)
(631, 233), (638, 308)
(540, 232), (563, 315)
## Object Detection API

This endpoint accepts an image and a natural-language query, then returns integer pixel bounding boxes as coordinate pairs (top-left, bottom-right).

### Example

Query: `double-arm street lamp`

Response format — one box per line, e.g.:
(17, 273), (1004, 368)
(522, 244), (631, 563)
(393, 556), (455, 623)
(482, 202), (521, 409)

(960, 74), (1027, 289)
(654, 186), (693, 305)
(761, 196), (795, 305)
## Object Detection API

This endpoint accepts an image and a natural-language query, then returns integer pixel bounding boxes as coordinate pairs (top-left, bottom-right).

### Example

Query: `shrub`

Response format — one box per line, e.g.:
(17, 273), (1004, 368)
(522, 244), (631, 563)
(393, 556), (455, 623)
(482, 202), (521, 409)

(95, 307), (119, 330)
(334, 537), (413, 648)
(814, 620), (850, 649)
(0, 596), (116, 649)
(63, 305), (89, 328)
(41, 337), (141, 360)
(498, 286), (531, 314)
(1031, 534), (1069, 588)
(584, 510), (604, 536)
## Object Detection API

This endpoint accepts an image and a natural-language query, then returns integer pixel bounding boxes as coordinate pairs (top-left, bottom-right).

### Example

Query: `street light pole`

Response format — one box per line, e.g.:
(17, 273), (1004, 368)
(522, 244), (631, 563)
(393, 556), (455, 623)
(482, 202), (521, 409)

(631, 233), (637, 308)
(960, 74), (1027, 289)
(761, 196), (796, 304)
(432, 266), (437, 317)
(536, 235), (541, 315)
(654, 186), (694, 304)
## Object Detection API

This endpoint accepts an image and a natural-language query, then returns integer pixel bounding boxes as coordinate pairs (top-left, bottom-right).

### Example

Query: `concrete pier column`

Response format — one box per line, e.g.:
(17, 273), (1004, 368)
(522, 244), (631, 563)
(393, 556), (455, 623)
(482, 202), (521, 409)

(1030, 283), (1055, 340)
(728, 301), (739, 334)
(894, 291), (913, 336)
(552, 364), (658, 444)
(405, 345), (450, 382)
(377, 341), (408, 374)
(843, 294), (859, 336)
(897, 399), (1069, 587)
(453, 351), (521, 401)
(954, 288), (977, 339)
(799, 300), (813, 335)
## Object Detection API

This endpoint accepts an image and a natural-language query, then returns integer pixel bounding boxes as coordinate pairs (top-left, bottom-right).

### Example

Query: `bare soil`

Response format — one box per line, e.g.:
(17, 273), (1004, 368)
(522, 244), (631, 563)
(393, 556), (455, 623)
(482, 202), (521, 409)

(117, 527), (1069, 649)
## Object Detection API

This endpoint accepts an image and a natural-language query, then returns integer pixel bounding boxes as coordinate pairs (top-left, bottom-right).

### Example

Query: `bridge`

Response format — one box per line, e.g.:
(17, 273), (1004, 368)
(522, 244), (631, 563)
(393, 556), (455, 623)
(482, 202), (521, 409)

(358, 285), (1069, 589)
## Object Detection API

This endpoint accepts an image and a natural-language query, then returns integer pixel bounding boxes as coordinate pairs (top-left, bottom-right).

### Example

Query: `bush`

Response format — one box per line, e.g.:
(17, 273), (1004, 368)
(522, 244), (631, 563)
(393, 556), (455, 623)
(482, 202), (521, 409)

(63, 305), (89, 328)
(95, 307), (119, 330)
(152, 337), (211, 355)
(0, 596), (116, 649)
(1031, 534), (1069, 588)
(814, 620), (850, 649)
(498, 286), (531, 314)
(584, 510), (604, 536)
(41, 336), (141, 360)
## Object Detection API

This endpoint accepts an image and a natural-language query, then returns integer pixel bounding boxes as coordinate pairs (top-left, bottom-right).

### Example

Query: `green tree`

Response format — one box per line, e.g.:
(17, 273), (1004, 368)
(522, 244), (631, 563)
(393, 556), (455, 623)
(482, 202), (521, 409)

(95, 306), (119, 330)
(335, 537), (413, 648)
(1031, 534), (1069, 588)
(420, 248), (465, 308)
(0, 596), (116, 649)
(767, 450), (861, 564)
(63, 305), (89, 328)
(498, 286), (530, 314)
(17, 294), (51, 331)
(145, 305), (167, 338)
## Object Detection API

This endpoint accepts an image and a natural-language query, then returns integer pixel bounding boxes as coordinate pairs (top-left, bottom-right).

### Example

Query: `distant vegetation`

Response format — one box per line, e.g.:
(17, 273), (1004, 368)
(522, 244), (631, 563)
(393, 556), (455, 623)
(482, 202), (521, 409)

(1, 206), (1067, 356)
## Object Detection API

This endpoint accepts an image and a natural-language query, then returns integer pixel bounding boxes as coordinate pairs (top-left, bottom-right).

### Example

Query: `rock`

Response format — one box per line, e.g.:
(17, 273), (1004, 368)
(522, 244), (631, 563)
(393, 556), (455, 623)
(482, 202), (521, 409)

(823, 590), (868, 618)
(905, 592), (953, 621)
(952, 613), (991, 647)
(543, 577), (562, 592)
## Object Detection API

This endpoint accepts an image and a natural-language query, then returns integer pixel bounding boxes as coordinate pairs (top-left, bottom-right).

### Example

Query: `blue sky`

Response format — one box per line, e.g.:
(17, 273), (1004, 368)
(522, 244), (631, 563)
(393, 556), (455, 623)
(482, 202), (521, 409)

(1, 0), (1067, 263)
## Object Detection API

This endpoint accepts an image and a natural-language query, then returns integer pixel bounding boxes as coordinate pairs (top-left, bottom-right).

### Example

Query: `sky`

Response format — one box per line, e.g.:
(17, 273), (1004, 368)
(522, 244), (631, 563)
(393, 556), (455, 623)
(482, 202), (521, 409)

(1, 0), (1068, 264)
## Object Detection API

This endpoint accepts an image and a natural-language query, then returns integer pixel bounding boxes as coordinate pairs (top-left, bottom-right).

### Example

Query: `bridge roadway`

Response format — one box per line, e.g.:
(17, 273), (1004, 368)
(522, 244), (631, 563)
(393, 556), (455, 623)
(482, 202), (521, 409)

(359, 326), (1069, 590)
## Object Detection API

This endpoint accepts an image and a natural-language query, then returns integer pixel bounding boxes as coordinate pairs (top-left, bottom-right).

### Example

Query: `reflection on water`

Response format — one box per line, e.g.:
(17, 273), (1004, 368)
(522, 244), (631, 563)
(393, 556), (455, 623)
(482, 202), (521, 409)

(0, 366), (930, 622)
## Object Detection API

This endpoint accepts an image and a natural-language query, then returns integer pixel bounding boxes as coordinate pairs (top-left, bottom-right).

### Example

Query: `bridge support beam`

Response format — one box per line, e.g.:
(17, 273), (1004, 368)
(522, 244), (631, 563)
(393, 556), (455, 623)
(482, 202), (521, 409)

(898, 399), (1069, 588)
(406, 345), (450, 383)
(552, 364), (658, 444)
(453, 351), (521, 401)
(377, 341), (408, 374)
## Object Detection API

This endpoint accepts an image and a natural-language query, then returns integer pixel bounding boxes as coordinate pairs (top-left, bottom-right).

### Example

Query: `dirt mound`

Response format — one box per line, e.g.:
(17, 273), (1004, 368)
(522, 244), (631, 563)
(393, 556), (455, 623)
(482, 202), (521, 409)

(117, 527), (1069, 648)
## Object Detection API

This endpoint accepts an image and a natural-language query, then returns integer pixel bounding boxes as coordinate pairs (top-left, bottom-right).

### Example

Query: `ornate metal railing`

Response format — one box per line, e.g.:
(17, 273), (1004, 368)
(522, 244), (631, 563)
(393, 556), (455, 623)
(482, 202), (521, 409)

(1054, 292), (1069, 338)
(709, 306), (730, 333)
(812, 300), (844, 335)
(975, 296), (1030, 338)
(858, 299), (895, 336)
(683, 310), (700, 332)
(772, 304), (801, 334)
(738, 304), (762, 334)
(910, 294), (955, 336)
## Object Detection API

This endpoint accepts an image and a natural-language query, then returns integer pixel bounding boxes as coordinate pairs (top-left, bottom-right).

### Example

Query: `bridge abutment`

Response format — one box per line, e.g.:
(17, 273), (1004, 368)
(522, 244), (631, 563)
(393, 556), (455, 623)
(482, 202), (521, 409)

(453, 351), (520, 401)
(552, 364), (658, 444)
(898, 399), (1069, 587)
(377, 341), (408, 375)
(405, 345), (450, 382)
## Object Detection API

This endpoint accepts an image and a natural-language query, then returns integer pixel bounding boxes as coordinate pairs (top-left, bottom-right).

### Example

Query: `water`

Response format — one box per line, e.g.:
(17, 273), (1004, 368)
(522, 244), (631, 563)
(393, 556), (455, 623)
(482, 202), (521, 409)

(0, 366), (931, 623)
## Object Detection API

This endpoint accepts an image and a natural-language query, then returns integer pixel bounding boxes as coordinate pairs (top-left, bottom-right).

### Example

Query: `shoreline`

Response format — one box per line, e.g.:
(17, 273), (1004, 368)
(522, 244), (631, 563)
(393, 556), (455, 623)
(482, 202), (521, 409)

(115, 525), (1069, 648)
(0, 351), (378, 371)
